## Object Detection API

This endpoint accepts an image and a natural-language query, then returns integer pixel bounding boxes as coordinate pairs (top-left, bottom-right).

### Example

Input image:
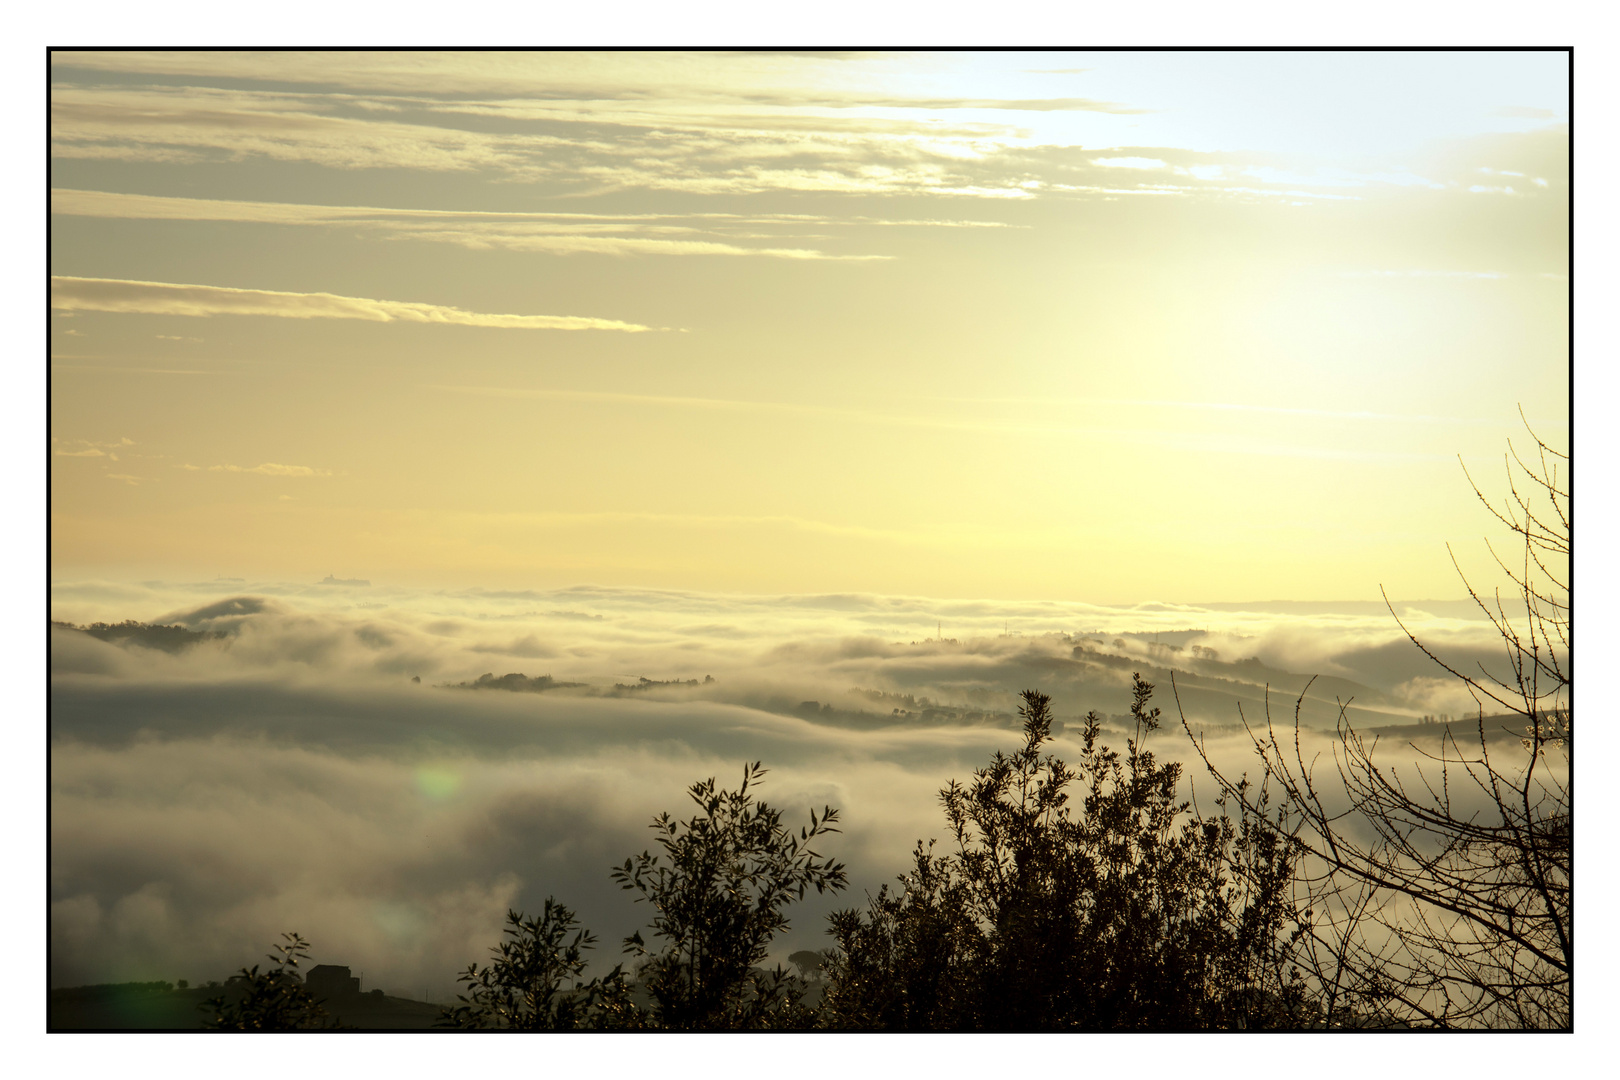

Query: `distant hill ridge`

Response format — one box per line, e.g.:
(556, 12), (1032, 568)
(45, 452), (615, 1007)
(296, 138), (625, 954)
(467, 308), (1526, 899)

(52, 619), (229, 653)
(49, 979), (443, 1031)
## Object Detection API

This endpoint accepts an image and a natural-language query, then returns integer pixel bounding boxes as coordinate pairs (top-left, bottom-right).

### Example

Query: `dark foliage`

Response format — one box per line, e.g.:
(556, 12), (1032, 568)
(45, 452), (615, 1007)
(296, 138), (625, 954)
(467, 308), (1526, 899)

(52, 980), (176, 1002)
(439, 900), (626, 1030)
(56, 619), (228, 653)
(612, 675), (713, 692)
(449, 672), (585, 693)
(200, 933), (330, 1031)
(1180, 420), (1570, 1028)
(820, 680), (1311, 1031)
(611, 762), (847, 1029)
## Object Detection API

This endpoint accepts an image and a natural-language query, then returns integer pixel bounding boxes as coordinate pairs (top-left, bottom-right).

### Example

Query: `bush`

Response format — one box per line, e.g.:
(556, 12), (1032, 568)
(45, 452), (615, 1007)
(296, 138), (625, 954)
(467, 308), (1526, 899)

(612, 761), (847, 1029)
(200, 933), (330, 1031)
(821, 680), (1311, 1031)
(439, 900), (626, 1030)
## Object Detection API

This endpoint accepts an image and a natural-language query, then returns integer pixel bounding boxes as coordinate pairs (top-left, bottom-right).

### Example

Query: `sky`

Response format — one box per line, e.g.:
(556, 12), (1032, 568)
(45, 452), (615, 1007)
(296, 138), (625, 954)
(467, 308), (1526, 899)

(38, 41), (1591, 1065)
(50, 50), (1569, 603)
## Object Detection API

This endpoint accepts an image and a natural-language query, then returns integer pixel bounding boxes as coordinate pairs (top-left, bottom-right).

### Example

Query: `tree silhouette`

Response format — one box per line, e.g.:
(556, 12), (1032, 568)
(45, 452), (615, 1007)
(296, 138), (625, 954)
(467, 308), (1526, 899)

(612, 761), (847, 1029)
(822, 681), (1311, 1030)
(200, 933), (331, 1031)
(439, 900), (627, 1030)
(1179, 418), (1570, 1028)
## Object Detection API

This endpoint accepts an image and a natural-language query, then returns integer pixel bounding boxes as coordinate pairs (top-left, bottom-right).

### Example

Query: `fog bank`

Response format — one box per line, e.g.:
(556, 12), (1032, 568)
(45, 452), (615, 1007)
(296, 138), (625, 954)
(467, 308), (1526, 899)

(50, 578), (1522, 995)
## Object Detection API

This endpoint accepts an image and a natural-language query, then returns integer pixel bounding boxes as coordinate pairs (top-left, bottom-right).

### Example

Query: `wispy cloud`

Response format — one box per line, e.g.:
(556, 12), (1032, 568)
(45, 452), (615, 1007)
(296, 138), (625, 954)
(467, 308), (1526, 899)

(50, 52), (1149, 117)
(43, 85), (1446, 206)
(53, 436), (136, 459)
(1340, 269), (1508, 280)
(824, 95), (1149, 114)
(49, 86), (535, 173)
(48, 55), (1563, 206)
(424, 383), (1042, 437)
(40, 80), (1167, 203)
(1090, 157), (1168, 170)
(46, 82), (1062, 199)
(1111, 399), (1490, 425)
(52, 364), (217, 376)
(50, 189), (896, 260)
(425, 385), (1460, 464)
(207, 463), (332, 477)
(50, 277), (661, 332)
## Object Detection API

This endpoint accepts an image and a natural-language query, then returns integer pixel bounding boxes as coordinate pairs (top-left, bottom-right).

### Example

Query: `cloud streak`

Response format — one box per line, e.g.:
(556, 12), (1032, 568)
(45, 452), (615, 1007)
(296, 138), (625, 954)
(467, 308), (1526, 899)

(206, 463), (331, 477)
(50, 189), (895, 260)
(49, 277), (661, 332)
(425, 384), (1466, 463)
(48, 74), (1482, 204)
(48, 54), (1567, 212)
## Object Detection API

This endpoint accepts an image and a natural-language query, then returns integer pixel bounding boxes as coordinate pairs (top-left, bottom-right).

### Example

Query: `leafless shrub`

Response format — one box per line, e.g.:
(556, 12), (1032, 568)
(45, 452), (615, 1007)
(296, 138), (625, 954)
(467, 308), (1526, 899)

(1179, 415), (1569, 1029)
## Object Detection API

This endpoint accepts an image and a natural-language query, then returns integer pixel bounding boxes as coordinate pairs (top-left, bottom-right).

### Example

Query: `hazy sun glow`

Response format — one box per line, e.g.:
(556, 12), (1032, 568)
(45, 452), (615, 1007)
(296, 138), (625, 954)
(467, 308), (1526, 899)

(46, 50), (1577, 1023)
(50, 50), (1567, 604)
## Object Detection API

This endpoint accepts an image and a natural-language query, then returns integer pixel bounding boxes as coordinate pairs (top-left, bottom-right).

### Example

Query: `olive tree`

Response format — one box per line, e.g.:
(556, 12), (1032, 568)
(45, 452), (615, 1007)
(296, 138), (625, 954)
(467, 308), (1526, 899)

(822, 681), (1312, 1031)
(439, 899), (627, 1030)
(612, 762), (847, 1029)
(200, 932), (331, 1031)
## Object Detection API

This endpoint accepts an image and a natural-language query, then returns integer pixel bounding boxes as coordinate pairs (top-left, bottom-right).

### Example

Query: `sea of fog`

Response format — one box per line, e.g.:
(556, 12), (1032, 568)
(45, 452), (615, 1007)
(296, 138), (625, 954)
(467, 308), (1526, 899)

(49, 577), (1520, 999)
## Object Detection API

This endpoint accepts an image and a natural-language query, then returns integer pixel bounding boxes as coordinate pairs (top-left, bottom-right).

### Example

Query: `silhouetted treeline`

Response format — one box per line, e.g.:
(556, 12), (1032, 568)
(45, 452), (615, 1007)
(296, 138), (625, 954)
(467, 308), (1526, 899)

(819, 683), (1309, 1030)
(445, 672), (717, 695)
(416, 677), (1323, 1032)
(112, 665), (1563, 1031)
(448, 672), (586, 693)
(611, 675), (714, 693)
(60, 425), (1565, 1032)
(53, 619), (228, 653)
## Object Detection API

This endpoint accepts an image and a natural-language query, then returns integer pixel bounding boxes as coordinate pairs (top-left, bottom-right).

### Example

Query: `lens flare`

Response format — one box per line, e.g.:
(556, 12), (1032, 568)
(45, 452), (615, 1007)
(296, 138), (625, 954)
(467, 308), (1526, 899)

(413, 766), (462, 802)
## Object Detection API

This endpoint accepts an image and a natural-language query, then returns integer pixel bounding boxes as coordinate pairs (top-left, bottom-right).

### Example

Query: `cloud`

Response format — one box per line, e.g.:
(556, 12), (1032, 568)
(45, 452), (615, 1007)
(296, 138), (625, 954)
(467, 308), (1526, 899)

(50, 189), (894, 261)
(50, 86), (538, 173)
(52, 364), (216, 377)
(46, 80), (1063, 198)
(48, 708), (983, 995)
(207, 463), (331, 477)
(1090, 156), (1168, 169)
(1340, 270), (1507, 280)
(53, 436), (135, 456)
(839, 96), (1149, 115)
(425, 384), (1470, 464)
(42, 70), (1156, 202)
(51, 581), (1523, 730)
(49, 277), (661, 332)
(47, 54), (1565, 212)
(50, 578), (1541, 996)
(49, 53), (1147, 119)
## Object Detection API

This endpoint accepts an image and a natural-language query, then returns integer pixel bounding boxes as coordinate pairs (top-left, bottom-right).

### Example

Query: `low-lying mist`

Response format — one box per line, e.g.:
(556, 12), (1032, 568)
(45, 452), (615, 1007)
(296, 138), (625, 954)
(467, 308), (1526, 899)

(50, 578), (1524, 999)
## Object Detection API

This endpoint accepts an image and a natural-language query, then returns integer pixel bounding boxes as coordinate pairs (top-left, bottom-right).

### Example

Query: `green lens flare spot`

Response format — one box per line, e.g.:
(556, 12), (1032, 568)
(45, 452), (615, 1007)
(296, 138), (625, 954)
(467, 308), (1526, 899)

(414, 765), (462, 801)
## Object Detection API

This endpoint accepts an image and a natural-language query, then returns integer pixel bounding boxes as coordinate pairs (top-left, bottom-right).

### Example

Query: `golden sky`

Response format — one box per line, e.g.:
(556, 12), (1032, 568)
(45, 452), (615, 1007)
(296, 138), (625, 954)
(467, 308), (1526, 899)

(49, 51), (1569, 602)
